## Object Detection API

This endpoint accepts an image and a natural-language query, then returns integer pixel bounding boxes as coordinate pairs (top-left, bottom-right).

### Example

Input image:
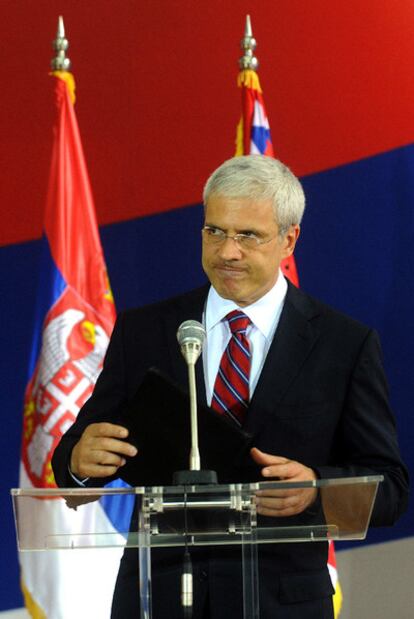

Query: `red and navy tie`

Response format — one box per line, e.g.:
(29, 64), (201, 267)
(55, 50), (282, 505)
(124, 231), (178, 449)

(212, 310), (252, 426)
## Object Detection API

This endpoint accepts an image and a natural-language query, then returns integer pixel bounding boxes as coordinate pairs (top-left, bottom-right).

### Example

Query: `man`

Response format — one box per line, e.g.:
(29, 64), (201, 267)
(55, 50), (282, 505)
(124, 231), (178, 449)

(52, 155), (408, 618)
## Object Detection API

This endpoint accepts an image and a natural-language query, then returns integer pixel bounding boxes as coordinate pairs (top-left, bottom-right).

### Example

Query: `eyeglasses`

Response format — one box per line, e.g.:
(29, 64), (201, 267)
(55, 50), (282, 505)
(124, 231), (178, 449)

(201, 225), (277, 250)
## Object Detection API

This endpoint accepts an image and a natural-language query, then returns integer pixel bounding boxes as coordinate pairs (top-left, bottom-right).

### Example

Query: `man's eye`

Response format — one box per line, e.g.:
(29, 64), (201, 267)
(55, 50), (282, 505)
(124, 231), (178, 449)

(241, 231), (258, 239)
(208, 227), (222, 236)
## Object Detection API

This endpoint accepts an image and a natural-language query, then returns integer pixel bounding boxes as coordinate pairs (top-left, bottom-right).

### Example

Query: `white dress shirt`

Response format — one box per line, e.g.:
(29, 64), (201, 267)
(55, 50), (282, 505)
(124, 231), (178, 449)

(203, 271), (288, 405)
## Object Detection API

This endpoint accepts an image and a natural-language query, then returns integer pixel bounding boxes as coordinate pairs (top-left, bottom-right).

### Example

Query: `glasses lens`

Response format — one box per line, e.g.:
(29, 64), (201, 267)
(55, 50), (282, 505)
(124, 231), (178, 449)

(202, 227), (223, 243)
(236, 235), (258, 249)
(202, 228), (264, 249)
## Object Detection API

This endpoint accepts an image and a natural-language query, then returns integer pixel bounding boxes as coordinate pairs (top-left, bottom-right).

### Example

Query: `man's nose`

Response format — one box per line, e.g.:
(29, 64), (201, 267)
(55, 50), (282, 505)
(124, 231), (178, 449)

(217, 236), (243, 260)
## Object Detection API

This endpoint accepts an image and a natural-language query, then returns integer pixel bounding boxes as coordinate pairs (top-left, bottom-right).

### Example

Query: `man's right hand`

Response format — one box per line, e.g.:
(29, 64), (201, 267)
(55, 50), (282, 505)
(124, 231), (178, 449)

(70, 423), (138, 479)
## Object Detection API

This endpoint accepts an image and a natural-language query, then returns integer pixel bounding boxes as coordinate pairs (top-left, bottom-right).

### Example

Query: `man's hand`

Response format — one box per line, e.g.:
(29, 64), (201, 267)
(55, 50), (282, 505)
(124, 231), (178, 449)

(70, 423), (138, 479)
(251, 447), (317, 517)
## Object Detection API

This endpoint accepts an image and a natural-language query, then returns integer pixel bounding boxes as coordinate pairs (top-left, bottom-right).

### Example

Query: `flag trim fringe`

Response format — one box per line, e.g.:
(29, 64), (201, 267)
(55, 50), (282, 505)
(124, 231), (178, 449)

(51, 71), (76, 104)
(21, 579), (47, 619)
(237, 69), (262, 93)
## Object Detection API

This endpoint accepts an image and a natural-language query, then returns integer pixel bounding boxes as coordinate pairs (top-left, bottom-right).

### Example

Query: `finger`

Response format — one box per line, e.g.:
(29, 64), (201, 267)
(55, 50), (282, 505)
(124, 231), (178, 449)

(255, 488), (299, 499)
(76, 448), (131, 478)
(260, 462), (298, 479)
(89, 437), (138, 458)
(255, 495), (310, 517)
(261, 461), (315, 481)
(87, 423), (130, 439)
(255, 485), (317, 512)
(74, 450), (126, 478)
(256, 503), (302, 518)
(250, 447), (289, 467)
(256, 494), (302, 511)
(88, 449), (128, 468)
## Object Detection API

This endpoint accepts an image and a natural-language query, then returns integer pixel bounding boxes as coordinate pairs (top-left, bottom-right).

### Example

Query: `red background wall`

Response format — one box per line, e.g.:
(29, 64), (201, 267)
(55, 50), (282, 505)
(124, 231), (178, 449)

(2, 0), (414, 246)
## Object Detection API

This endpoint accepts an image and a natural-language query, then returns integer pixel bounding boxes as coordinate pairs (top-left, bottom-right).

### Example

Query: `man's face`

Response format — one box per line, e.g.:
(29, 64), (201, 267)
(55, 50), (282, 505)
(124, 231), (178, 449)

(202, 195), (300, 307)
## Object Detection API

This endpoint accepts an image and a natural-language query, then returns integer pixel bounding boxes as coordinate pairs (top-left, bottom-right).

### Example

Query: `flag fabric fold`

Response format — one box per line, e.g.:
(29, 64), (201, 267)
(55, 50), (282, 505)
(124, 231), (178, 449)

(19, 72), (123, 619)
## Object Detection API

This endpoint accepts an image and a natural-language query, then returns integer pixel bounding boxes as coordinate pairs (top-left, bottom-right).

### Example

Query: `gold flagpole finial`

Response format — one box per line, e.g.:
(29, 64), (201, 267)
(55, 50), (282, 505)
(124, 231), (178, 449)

(239, 15), (259, 71)
(51, 16), (71, 71)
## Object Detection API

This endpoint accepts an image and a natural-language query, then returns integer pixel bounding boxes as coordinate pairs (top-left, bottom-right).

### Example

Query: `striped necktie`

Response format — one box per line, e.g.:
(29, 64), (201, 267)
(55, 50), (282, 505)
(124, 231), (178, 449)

(212, 310), (252, 426)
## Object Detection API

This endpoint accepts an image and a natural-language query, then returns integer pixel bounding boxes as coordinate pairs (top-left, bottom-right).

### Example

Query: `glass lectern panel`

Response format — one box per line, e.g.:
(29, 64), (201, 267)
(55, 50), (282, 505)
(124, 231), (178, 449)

(12, 476), (382, 551)
(12, 477), (382, 619)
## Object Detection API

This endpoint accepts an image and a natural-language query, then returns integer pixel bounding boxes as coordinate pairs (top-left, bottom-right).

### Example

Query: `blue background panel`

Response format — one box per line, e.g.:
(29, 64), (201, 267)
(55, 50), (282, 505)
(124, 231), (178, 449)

(2, 146), (413, 609)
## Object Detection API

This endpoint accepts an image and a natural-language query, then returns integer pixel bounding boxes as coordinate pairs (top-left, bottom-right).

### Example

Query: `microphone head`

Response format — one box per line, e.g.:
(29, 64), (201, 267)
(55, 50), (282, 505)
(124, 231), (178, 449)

(177, 320), (206, 347)
(177, 320), (206, 365)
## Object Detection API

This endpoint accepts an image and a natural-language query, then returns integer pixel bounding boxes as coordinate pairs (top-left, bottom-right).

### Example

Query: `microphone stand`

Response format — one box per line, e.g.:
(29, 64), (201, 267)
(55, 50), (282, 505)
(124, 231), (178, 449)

(188, 356), (200, 471)
(173, 322), (217, 485)
(173, 321), (217, 619)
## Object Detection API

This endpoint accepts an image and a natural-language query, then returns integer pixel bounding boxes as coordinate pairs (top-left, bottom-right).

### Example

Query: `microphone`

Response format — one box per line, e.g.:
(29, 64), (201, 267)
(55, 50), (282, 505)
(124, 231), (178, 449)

(173, 320), (217, 485)
(176, 321), (204, 618)
(177, 320), (206, 366)
(176, 320), (206, 471)
(174, 321), (216, 617)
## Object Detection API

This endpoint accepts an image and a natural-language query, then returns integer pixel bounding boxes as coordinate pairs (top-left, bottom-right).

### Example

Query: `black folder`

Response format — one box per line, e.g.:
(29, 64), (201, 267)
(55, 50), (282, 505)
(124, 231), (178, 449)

(120, 368), (254, 486)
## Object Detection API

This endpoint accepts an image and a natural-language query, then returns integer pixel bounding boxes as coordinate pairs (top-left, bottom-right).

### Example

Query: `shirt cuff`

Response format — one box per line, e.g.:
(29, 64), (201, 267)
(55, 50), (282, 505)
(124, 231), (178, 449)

(68, 464), (90, 487)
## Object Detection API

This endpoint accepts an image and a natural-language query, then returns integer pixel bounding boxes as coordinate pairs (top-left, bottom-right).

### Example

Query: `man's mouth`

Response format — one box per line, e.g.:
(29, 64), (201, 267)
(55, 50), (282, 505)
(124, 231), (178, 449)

(214, 264), (246, 277)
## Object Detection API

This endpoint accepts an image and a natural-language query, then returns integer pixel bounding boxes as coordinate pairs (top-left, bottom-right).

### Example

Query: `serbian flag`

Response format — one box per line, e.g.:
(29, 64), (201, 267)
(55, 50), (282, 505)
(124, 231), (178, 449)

(235, 68), (299, 286)
(235, 52), (343, 617)
(19, 72), (124, 618)
(328, 539), (343, 617)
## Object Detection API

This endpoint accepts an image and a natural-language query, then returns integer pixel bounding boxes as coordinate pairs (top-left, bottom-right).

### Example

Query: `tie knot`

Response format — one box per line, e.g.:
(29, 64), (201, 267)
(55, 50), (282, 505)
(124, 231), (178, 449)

(226, 310), (251, 335)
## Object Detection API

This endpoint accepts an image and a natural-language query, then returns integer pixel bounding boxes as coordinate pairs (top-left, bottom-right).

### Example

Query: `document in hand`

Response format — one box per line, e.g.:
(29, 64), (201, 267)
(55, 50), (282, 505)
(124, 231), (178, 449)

(120, 368), (254, 486)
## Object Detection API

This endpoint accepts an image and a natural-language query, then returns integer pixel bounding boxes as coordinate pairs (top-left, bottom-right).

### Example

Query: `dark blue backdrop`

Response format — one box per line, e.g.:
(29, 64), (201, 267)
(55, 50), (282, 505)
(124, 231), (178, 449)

(1, 144), (413, 609)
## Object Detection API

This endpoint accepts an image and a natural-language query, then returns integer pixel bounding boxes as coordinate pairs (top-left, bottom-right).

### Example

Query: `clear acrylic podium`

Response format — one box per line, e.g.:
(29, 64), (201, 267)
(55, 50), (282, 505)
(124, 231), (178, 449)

(12, 475), (382, 618)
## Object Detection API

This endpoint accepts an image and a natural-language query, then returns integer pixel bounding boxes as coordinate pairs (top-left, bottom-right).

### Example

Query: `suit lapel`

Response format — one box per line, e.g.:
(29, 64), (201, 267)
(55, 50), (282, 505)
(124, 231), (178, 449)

(244, 284), (322, 435)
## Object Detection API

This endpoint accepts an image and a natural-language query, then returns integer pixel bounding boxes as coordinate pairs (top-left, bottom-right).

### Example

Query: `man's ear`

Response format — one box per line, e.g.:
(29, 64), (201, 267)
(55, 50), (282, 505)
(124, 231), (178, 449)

(282, 224), (300, 258)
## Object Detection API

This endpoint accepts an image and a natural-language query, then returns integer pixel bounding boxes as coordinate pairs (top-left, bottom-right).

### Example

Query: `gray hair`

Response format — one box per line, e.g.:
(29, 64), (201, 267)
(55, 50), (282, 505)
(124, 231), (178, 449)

(203, 155), (305, 235)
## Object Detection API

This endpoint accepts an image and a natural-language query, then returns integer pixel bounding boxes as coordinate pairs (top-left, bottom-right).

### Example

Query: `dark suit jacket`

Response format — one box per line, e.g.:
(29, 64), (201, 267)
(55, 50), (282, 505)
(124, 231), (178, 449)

(52, 282), (409, 618)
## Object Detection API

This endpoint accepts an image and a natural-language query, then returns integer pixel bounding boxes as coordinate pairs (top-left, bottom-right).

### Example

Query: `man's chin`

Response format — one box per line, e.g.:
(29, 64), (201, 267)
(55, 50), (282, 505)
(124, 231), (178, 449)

(212, 282), (248, 306)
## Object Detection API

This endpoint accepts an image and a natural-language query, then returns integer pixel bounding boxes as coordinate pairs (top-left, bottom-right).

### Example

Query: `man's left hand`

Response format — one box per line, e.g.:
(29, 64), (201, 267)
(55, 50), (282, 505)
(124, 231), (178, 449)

(250, 447), (317, 517)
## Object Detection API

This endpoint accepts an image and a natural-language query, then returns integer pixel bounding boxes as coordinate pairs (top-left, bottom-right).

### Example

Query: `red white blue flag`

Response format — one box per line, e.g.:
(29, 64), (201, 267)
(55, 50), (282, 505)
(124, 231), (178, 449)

(19, 72), (124, 618)
(235, 69), (299, 286)
(235, 62), (342, 616)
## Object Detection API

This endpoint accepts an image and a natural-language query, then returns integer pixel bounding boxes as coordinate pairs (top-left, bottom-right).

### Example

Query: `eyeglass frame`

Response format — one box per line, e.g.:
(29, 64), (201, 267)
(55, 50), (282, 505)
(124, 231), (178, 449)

(201, 225), (279, 249)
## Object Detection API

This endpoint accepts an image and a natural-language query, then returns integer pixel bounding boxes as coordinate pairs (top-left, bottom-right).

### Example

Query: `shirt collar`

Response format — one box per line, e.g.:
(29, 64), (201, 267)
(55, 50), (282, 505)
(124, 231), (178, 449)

(205, 270), (288, 338)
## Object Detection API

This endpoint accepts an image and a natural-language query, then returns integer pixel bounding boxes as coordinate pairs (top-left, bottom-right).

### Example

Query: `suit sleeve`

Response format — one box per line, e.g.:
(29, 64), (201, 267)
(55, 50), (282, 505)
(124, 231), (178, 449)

(316, 329), (409, 526)
(52, 312), (128, 487)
